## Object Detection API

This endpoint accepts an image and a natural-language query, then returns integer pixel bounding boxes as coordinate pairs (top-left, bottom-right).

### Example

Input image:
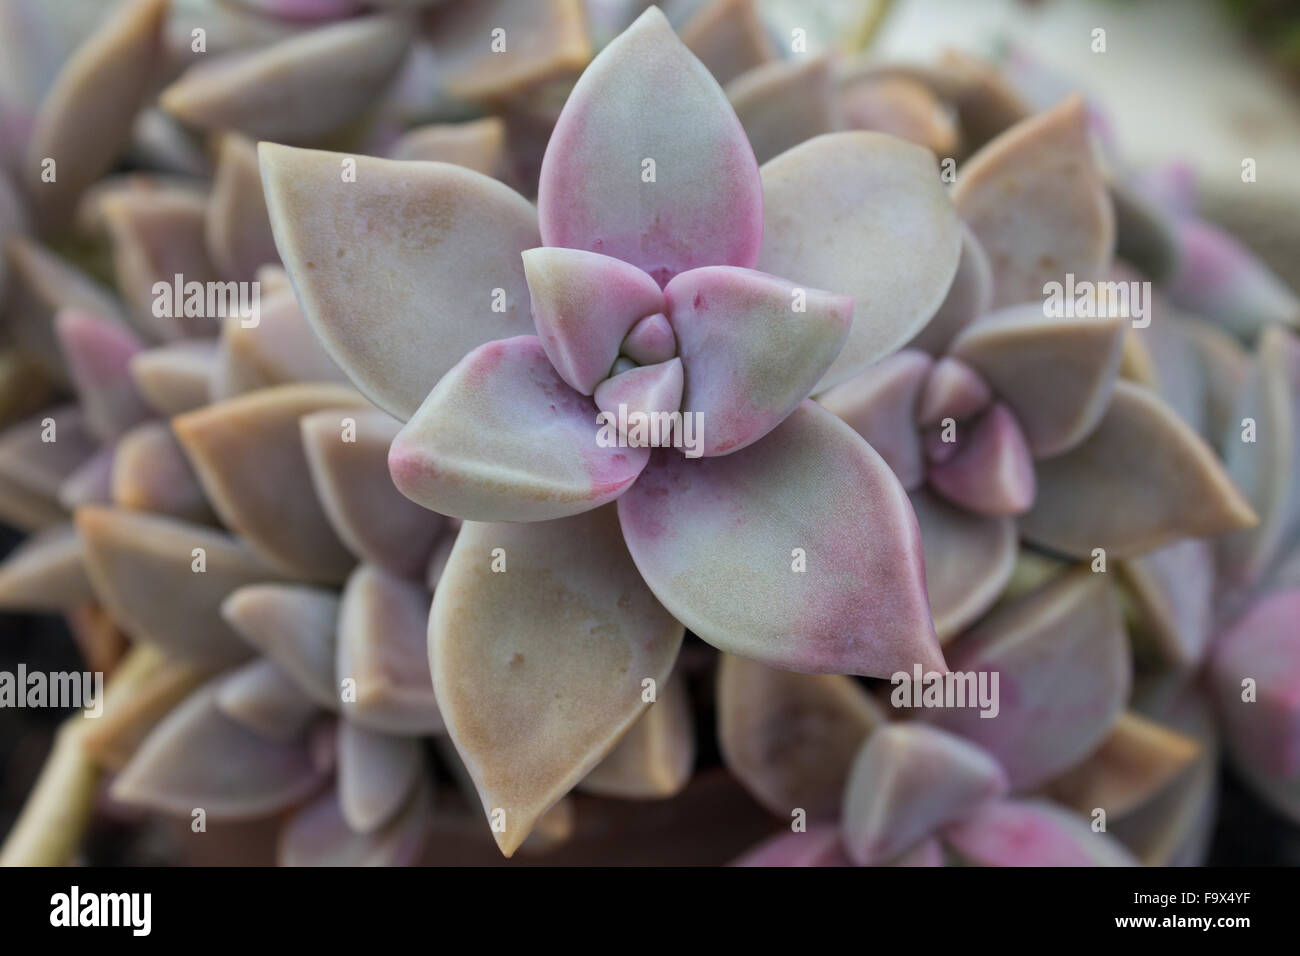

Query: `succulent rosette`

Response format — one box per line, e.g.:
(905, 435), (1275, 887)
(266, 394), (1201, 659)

(256, 7), (970, 855)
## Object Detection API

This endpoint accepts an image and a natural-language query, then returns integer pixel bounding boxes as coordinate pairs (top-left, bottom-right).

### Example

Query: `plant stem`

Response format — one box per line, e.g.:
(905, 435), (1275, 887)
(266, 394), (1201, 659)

(0, 713), (100, 866)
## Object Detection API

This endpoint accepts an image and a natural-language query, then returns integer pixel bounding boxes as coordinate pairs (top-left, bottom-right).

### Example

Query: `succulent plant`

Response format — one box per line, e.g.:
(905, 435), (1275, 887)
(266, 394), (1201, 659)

(0, 0), (1297, 870)
(255, 7), (976, 856)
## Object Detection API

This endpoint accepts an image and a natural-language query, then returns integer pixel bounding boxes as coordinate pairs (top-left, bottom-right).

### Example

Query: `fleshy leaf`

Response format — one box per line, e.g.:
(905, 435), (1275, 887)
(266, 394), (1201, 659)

(1218, 326), (1300, 585)
(216, 658), (319, 741)
(593, 359), (684, 437)
(678, 0), (776, 86)
(1121, 538), (1214, 668)
(5, 237), (125, 382)
(206, 133), (279, 282)
(211, 288), (348, 399)
(1182, 315), (1250, 445)
(1209, 589), (1300, 815)
(57, 445), (115, 511)
(112, 420), (216, 525)
(666, 267), (853, 456)
(758, 132), (961, 391)
(910, 488), (1016, 643)
(338, 721), (422, 833)
(160, 15), (412, 142)
(943, 799), (1138, 866)
(130, 340), (219, 416)
(221, 584), (340, 710)
(1110, 735), (1218, 867)
(579, 672), (694, 799)
(430, 506), (684, 856)
(162, 0), (306, 63)
(0, 475), (69, 532)
(174, 383), (365, 583)
(389, 336), (649, 522)
(923, 569), (1130, 790)
(422, 0), (589, 103)
(100, 187), (219, 340)
(279, 780), (431, 867)
(1043, 711), (1201, 819)
(76, 506), (277, 666)
(952, 95), (1115, 309)
(619, 401), (945, 676)
(537, 7), (762, 286)
(388, 118), (508, 177)
(521, 246), (665, 395)
(818, 350), (932, 489)
(732, 825), (851, 867)
(129, 106), (210, 179)
(841, 723), (1008, 866)
(22, 0), (168, 228)
(1120, 297), (1207, 437)
(54, 309), (150, 442)
(301, 408), (445, 579)
(838, 74), (959, 159)
(903, 224), (994, 356)
(337, 564), (441, 735)
(917, 357), (993, 428)
(927, 402), (1035, 517)
(725, 55), (838, 166)
(950, 306), (1126, 458)
(717, 654), (886, 819)
(81, 647), (211, 774)
(74, 173), (185, 236)
(0, 523), (94, 612)
(1166, 217), (1300, 339)
(259, 144), (540, 420)
(111, 680), (327, 820)
(0, 405), (97, 530)
(620, 312), (676, 366)
(1020, 381), (1257, 559)
(0, 406), (98, 494)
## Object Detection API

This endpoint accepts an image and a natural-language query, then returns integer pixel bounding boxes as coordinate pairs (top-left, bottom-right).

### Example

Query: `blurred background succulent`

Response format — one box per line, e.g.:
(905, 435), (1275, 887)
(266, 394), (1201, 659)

(0, 0), (1296, 867)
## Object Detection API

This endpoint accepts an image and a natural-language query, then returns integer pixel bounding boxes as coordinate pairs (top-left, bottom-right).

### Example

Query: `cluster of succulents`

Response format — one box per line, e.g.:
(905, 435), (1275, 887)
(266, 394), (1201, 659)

(0, 0), (1296, 867)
